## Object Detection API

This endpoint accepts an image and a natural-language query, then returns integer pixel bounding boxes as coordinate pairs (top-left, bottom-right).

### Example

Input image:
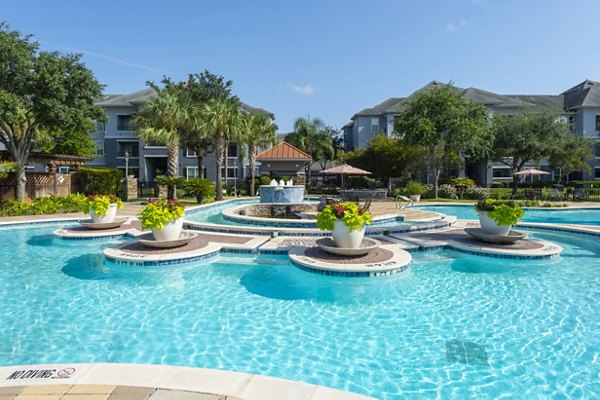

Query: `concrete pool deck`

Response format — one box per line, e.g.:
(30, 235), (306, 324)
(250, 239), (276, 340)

(0, 363), (374, 400)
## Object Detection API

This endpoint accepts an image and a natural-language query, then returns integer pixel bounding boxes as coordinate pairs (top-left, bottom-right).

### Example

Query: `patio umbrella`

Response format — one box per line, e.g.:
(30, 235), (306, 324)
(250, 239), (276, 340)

(321, 163), (371, 190)
(513, 168), (551, 187)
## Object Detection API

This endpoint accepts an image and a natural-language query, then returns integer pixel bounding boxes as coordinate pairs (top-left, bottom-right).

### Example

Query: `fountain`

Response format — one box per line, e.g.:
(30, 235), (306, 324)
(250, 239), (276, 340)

(259, 178), (305, 204)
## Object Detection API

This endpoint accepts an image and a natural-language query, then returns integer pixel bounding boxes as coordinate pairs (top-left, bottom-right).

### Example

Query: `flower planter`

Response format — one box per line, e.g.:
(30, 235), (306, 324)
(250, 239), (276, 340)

(151, 217), (183, 241)
(90, 203), (118, 223)
(478, 211), (511, 236)
(331, 219), (365, 249)
(409, 194), (421, 202)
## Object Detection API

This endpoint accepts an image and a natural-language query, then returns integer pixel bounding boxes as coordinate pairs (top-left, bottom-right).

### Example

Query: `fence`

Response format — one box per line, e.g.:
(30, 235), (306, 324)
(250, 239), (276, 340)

(0, 173), (73, 201)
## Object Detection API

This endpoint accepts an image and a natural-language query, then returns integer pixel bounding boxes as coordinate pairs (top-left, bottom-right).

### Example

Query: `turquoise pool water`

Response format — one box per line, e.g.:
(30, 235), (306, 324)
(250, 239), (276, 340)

(415, 205), (600, 226)
(1, 225), (598, 399)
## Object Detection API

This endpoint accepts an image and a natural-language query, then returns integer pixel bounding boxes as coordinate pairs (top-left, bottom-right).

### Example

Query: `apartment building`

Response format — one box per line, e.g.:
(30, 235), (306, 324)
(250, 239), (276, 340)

(89, 88), (274, 184)
(342, 80), (600, 185)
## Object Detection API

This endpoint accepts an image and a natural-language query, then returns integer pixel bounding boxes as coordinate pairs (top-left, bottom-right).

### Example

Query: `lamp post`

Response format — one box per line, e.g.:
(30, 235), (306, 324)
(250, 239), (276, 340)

(124, 152), (129, 179)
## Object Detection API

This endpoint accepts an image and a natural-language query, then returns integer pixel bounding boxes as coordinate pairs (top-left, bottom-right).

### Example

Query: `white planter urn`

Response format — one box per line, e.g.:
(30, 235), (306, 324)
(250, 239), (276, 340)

(478, 211), (511, 236)
(409, 194), (421, 202)
(151, 218), (183, 241)
(90, 203), (118, 223)
(331, 219), (365, 249)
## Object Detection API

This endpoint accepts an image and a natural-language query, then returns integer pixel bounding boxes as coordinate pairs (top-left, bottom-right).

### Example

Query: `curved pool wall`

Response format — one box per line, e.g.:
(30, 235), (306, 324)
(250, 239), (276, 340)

(184, 198), (449, 235)
(414, 204), (600, 226)
(259, 185), (305, 203)
(1, 220), (600, 398)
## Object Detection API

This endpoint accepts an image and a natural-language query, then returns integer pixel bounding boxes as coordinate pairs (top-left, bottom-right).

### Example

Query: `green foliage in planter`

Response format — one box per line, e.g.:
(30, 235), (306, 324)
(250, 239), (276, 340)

(404, 181), (426, 196)
(184, 178), (216, 203)
(78, 167), (122, 195)
(475, 198), (524, 226)
(139, 198), (185, 230)
(82, 194), (124, 215)
(316, 201), (373, 232)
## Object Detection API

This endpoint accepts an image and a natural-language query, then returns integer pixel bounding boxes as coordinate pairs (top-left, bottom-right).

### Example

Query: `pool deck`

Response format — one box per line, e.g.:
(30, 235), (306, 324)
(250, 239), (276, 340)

(0, 363), (374, 400)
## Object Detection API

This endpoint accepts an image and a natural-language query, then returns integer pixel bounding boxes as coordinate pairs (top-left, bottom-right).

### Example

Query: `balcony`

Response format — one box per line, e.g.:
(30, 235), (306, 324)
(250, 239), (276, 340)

(117, 152), (139, 158)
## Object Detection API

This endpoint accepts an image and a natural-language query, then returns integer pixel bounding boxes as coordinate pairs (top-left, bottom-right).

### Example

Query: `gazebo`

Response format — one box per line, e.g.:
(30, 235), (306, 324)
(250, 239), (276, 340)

(256, 142), (312, 184)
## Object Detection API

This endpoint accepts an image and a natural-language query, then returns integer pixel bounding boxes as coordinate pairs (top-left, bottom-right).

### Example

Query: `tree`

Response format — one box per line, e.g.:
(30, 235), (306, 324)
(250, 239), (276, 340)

(159, 71), (236, 175)
(394, 83), (491, 198)
(0, 22), (105, 201)
(344, 134), (425, 191)
(199, 99), (242, 200)
(133, 90), (189, 178)
(548, 134), (593, 184)
(41, 129), (96, 157)
(491, 108), (570, 194)
(285, 116), (334, 182)
(243, 113), (278, 196)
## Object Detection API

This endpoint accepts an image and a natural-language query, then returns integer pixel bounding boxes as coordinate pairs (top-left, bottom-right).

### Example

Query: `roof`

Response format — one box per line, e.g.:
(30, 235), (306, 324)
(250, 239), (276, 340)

(95, 88), (275, 118)
(352, 97), (404, 119)
(256, 141), (312, 160)
(561, 80), (600, 109)
(345, 79), (589, 126)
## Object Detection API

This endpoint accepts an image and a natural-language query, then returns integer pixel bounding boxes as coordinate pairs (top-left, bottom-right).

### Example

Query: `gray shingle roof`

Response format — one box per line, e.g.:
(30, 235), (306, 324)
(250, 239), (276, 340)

(561, 80), (600, 109)
(94, 88), (274, 118)
(352, 97), (404, 119)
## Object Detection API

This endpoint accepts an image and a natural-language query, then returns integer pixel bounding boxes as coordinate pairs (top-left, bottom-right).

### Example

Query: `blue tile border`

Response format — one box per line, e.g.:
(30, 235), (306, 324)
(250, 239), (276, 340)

(289, 258), (409, 278)
(0, 219), (80, 229)
(58, 234), (127, 241)
(104, 248), (221, 266)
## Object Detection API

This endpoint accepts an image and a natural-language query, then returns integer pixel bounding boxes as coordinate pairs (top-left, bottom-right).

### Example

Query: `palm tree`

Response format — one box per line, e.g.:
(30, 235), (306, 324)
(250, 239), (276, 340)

(244, 113), (278, 196)
(286, 116), (334, 183)
(199, 99), (242, 200)
(132, 91), (188, 178)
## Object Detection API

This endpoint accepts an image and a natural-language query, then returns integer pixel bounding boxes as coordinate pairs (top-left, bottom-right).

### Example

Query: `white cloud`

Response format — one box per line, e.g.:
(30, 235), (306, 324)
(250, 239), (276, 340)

(288, 82), (316, 95)
(444, 17), (467, 33)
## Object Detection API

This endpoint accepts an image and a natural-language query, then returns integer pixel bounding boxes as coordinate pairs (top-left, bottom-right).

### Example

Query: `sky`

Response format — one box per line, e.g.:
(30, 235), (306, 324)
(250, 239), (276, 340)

(2, 0), (600, 132)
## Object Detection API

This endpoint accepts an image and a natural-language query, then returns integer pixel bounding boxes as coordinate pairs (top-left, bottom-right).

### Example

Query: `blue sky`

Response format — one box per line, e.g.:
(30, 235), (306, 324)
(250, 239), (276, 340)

(3, 0), (600, 132)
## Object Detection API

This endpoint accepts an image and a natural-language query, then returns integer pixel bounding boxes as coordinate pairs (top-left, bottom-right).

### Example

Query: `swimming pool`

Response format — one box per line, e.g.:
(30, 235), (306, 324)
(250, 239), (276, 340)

(415, 204), (600, 226)
(1, 224), (598, 399)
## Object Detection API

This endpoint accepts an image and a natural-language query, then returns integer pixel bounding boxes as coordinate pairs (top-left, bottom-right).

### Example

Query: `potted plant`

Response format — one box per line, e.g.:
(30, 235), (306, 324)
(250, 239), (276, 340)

(404, 181), (425, 202)
(183, 178), (216, 204)
(475, 198), (525, 236)
(82, 194), (123, 223)
(316, 202), (373, 248)
(139, 198), (185, 241)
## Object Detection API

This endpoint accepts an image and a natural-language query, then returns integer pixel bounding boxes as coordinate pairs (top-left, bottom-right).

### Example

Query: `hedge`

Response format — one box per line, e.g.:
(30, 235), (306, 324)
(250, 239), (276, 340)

(78, 167), (122, 195)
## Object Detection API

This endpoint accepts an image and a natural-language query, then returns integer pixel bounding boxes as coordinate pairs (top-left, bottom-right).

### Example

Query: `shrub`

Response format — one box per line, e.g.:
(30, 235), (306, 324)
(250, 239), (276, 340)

(78, 167), (122, 195)
(464, 186), (490, 200)
(155, 175), (186, 199)
(437, 184), (458, 199)
(316, 202), (373, 232)
(404, 181), (426, 196)
(475, 199), (524, 226)
(183, 178), (216, 204)
(0, 194), (88, 217)
(82, 194), (123, 215)
(491, 182), (507, 188)
(139, 199), (185, 230)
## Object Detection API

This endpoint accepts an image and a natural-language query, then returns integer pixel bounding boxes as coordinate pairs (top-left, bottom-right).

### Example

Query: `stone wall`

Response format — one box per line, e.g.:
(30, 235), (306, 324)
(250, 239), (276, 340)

(237, 203), (318, 218)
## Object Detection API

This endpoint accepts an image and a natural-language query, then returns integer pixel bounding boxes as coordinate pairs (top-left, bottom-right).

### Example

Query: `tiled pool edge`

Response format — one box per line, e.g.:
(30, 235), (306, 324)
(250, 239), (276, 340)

(0, 363), (375, 400)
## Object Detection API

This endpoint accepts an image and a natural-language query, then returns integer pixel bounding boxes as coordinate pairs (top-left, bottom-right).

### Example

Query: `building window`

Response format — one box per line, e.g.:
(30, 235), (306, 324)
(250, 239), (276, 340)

(595, 167), (600, 180)
(492, 167), (512, 178)
(94, 141), (104, 157)
(595, 143), (600, 158)
(186, 149), (197, 157)
(186, 167), (199, 179)
(568, 115), (575, 131)
(117, 115), (133, 131)
(227, 144), (238, 158)
(596, 115), (600, 132)
(371, 118), (380, 135)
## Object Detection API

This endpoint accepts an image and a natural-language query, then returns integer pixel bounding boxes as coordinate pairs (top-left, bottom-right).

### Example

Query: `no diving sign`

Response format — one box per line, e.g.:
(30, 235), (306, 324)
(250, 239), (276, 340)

(5, 367), (76, 380)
